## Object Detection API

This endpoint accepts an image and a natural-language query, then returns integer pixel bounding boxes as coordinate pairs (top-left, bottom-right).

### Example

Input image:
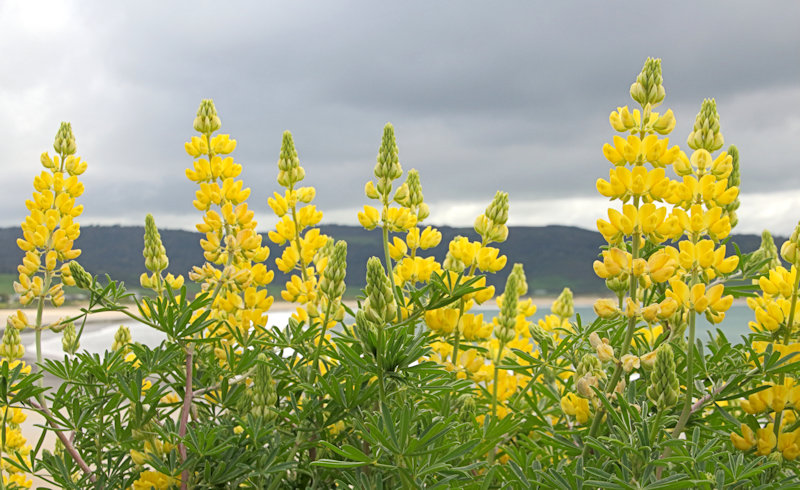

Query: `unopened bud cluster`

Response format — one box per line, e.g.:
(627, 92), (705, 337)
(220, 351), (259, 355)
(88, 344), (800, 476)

(193, 99), (222, 134)
(629, 58), (665, 107)
(373, 123), (403, 201)
(363, 257), (396, 327)
(112, 325), (132, 352)
(250, 354), (277, 421)
(277, 131), (306, 188)
(495, 264), (525, 344)
(320, 241), (347, 303)
(646, 343), (679, 411)
(475, 191), (509, 243)
(687, 99), (724, 152)
(62, 321), (79, 355)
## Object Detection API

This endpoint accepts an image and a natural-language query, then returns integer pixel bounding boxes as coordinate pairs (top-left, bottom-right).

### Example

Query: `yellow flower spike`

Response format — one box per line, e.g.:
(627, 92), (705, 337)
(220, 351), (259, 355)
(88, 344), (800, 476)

(731, 424), (757, 451)
(358, 205), (380, 230)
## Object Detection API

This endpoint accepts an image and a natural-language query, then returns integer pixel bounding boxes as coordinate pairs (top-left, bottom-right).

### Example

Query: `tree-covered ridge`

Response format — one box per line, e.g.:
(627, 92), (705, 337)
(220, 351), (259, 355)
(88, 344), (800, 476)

(0, 224), (767, 295)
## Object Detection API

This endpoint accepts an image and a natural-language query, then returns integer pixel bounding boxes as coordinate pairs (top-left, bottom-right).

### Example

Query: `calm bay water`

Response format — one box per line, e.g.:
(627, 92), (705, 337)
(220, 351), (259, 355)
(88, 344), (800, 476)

(35, 305), (756, 358)
(475, 303), (755, 342)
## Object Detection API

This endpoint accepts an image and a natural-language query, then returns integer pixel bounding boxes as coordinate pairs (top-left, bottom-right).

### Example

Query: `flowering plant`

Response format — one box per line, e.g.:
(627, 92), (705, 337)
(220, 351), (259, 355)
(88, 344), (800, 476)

(1, 59), (799, 489)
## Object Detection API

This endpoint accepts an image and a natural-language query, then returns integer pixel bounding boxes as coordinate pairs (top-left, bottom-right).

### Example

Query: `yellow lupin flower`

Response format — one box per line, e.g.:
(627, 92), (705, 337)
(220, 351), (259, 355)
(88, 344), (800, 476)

(477, 246), (507, 273)
(596, 165), (671, 202)
(596, 203), (672, 244)
(460, 313), (492, 341)
(731, 424), (757, 451)
(561, 392), (591, 424)
(672, 204), (731, 241)
(419, 226), (442, 249)
(424, 307), (460, 335)
(756, 424), (777, 456)
(357, 205), (380, 230)
(388, 236), (408, 261)
(758, 266), (797, 298)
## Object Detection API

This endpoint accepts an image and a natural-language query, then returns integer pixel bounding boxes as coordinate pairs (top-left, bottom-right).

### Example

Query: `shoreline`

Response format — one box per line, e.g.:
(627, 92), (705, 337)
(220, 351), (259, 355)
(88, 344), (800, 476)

(0, 294), (752, 325)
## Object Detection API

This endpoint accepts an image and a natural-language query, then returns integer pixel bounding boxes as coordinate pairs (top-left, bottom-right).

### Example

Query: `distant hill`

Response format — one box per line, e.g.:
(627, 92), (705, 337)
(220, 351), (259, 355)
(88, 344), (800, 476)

(0, 224), (770, 296)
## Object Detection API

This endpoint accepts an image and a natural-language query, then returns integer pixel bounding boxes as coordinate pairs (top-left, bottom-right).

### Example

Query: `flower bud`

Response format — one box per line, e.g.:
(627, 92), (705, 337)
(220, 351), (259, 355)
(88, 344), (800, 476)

(143, 214), (169, 275)
(364, 180), (379, 199)
(320, 241), (347, 302)
(68, 261), (93, 289)
(53, 122), (77, 156)
(0, 323), (25, 360)
(630, 58), (665, 107)
(781, 221), (800, 266)
(753, 230), (781, 274)
(62, 321), (79, 355)
(551, 287), (574, 319)
(193, 99), (222, 134)
(495, 264), (524, 344)
(417, 202), (430, 221)
(374, 123), (402, 186)
(251, 353), (277, 421)
(646, 343), (679, 411)
(596, 342), (615, 363)
(393, 183), (410, 206)
(277, 131), (304, 188)
(687, 99), (724, 152)
(576, 352), (605, 380)
(529, 323), (553, 352)
(112, 325), (132, 352)
(652, 109), (675, 135)
(355, 310), (379, 357)
(593, 298), (620, 319)
(576, 374), (598, 398)
(364, 257), (396, 326)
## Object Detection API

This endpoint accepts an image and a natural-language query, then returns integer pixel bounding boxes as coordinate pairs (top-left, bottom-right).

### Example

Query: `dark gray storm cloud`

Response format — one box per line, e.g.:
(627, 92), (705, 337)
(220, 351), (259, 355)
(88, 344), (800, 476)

(1, 0), (798, 233)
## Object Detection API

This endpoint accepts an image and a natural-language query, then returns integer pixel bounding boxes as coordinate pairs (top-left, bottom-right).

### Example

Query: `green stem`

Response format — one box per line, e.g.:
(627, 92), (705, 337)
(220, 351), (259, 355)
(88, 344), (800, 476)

(671, 310), (696, 439)
(488, 340), (506, 465)
(381, 224), (403, 314)
(772, 270), (799, 440)
(312, 299), (335, 378)
(583, 232), (640, 459)
(376, 325), (387, 408)
(671, 262), (700, 439)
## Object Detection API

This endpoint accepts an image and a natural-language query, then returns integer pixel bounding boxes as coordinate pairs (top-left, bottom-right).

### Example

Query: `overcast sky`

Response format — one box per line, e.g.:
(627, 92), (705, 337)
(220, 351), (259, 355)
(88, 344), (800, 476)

(2, 1), (799, 236)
